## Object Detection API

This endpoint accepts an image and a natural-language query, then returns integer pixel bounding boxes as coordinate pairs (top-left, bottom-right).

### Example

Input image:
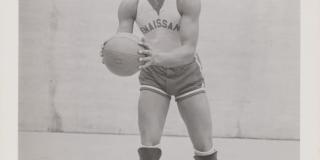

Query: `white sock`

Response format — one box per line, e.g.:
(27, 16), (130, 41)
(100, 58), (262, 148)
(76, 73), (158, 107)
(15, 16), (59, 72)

(140, 143), (161, 149)
(194, 146), (216, 156)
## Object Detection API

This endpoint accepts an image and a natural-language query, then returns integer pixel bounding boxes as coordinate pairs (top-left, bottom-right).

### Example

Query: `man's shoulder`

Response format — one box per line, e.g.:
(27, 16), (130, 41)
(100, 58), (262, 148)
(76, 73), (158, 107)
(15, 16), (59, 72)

(177, 0), (201, 15)
(119, 0), (139, 18)
(120, 0), (139, 7)
(178, 0), (201, 6)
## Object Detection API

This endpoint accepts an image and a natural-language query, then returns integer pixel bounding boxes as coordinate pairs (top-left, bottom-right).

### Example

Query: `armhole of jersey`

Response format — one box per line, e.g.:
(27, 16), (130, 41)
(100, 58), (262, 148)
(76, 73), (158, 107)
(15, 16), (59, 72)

(176, 0), (183, 16)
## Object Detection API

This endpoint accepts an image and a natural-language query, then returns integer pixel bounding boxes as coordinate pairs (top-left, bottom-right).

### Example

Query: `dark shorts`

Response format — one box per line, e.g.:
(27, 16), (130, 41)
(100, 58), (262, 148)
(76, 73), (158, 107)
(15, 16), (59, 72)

(139, 58), (205, 102)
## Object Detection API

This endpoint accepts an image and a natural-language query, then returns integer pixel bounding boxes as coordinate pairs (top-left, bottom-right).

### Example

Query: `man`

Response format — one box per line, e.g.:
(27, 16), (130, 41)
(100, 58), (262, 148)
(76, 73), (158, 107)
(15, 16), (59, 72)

(102, 0), (217, 159)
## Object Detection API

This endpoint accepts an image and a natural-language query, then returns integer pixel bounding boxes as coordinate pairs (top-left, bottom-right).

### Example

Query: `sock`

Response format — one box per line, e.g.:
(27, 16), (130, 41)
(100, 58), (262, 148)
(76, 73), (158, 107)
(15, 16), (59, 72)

(194, 146), (218, 160)
(194, 145), (217, 156)
(138, 144), (162, 160)
(140, 143), (161, 149)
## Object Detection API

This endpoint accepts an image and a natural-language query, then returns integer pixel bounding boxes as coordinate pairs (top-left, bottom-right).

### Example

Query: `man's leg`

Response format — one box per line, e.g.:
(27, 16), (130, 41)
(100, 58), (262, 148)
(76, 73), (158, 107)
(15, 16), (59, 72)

(138, 90), (170, 160)
(177, 93), (217, 160)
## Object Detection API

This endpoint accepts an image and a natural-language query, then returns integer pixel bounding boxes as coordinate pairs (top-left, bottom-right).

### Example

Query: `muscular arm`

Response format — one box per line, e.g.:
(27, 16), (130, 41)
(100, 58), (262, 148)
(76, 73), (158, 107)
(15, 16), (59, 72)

(117, 0), (138, 33)
(155, 0), (201, 67)
(100, 0), (137, 58)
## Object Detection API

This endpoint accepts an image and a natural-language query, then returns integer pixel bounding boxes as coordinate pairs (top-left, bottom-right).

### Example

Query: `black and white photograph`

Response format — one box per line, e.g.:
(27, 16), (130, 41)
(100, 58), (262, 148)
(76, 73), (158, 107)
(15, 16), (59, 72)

(1, 0), (319, 160)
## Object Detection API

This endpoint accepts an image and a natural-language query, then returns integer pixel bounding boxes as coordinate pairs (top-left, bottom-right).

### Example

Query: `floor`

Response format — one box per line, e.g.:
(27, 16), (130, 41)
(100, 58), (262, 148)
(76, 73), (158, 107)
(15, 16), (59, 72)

(19, 131), (299, 160)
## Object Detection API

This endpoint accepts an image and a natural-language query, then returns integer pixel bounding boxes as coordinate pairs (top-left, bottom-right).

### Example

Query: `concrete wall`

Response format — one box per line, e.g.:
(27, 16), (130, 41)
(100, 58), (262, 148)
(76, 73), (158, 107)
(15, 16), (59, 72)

(19, 0), (299, 139)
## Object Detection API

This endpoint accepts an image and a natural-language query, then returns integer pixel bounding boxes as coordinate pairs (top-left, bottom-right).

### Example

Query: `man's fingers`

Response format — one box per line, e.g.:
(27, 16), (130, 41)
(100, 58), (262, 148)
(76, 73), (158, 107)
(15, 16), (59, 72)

(139, 57), (152, 63)
(100, 41), (108, 57)
(100, 50), (104, 57)
(144, 61), (152, 68)
(101, 41), (107, 50)
(139, 61), (152, 69)
(140, 37), (146, 43)
(138, 49), (152, 56)
(138, 42), (150, 49)
(138, 37), (151, 49)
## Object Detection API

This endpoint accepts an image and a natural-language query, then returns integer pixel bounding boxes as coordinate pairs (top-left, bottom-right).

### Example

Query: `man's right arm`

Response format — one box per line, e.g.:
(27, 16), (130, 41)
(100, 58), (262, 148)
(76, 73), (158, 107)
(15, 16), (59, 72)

(100, 0), (137, 58)
(117, 0), (138, 33)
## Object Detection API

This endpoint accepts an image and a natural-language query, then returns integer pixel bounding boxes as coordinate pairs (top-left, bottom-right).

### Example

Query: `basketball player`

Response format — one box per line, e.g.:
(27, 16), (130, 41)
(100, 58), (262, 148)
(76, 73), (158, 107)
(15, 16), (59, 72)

(101, 0), (217, 159)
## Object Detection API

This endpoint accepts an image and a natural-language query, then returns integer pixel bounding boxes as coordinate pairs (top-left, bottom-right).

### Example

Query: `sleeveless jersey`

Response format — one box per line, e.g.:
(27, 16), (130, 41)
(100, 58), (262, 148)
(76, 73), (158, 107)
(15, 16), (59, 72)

(135, 0), (182, 52)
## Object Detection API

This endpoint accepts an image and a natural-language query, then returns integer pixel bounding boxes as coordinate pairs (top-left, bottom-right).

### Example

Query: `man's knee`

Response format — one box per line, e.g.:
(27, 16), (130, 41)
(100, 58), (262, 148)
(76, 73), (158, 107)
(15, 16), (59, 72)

(194, 140), (217, 160)
(194, 139), (213, 152)
(140, 129), (162, 146)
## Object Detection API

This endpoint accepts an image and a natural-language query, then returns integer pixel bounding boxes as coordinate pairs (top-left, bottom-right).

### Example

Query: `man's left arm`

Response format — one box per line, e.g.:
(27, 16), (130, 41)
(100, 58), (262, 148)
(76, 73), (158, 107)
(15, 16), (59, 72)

(139, 0), (201, 68)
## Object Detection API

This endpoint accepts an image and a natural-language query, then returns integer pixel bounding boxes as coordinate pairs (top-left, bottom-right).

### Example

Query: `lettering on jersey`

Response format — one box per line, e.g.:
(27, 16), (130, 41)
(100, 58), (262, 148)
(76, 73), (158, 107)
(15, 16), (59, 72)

(140, 18), (180, 34)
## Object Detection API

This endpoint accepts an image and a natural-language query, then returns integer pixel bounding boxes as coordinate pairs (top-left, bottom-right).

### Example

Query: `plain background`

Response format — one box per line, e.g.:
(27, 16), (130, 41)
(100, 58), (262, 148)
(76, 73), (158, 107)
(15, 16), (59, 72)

(19, 0), (299, 140)
(1, 0), (320, 159)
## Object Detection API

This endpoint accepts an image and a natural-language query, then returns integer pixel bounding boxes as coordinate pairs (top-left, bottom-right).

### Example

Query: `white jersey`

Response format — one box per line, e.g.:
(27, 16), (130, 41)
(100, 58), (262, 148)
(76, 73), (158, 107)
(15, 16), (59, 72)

(135, 0), (182, 52)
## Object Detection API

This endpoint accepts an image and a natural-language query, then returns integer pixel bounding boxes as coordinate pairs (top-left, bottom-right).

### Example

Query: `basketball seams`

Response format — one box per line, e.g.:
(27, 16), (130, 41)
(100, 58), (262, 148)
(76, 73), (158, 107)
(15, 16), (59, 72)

(102, 33), (143, 76)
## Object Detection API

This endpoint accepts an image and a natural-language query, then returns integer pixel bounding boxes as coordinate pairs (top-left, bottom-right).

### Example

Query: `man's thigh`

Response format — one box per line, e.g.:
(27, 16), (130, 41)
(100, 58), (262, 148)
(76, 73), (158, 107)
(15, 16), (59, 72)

(177, 93), (213, 150)
(138, 90), (171, 145)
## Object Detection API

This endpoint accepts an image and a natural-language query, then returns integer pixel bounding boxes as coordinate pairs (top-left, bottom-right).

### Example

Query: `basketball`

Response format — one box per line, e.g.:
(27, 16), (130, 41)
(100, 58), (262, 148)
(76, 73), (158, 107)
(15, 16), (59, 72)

(102, 32), (143, 76)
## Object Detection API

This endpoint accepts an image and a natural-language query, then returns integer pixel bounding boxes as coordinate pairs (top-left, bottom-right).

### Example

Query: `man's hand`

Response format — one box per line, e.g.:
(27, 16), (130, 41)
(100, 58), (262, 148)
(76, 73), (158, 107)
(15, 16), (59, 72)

(137, 38), (160, 69)
(100, 40), (109, 64)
